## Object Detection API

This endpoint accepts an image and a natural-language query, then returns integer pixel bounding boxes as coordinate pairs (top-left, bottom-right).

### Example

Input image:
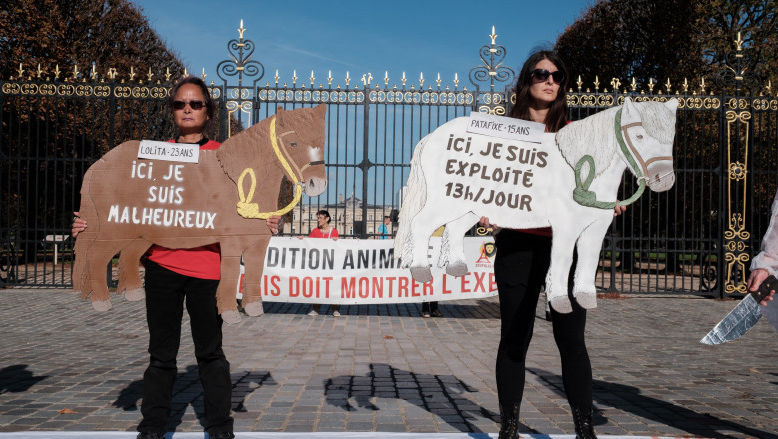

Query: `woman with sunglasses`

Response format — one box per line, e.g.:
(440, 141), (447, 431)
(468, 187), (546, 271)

(480, 51), (624, 439)
(72, 76), (282, 439)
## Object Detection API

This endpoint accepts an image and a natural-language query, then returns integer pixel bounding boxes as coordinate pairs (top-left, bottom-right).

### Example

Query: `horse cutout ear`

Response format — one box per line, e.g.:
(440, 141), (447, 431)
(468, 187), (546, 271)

(621, 97), (640, 125)
(277, 106), (284, 113)
(314, 103), (327, 116)
(664, 98), (678, 114)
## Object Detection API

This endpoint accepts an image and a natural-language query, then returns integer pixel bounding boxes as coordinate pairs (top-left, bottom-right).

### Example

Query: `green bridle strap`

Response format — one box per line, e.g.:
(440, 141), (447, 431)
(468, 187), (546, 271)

(572, 108), (646, 209)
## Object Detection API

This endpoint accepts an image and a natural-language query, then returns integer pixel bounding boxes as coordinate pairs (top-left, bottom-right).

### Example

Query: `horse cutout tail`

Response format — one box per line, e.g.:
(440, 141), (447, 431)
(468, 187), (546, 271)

(394, 135), (430, 265)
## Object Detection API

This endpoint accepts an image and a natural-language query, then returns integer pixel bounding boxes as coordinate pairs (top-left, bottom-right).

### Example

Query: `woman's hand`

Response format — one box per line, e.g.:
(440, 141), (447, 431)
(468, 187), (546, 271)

(266, 215), (282, 235)
(748, 268), (776, 306)
(72, 212), (87, 238)
(479, 216), (499, 232)
(614, 204), (627, 217)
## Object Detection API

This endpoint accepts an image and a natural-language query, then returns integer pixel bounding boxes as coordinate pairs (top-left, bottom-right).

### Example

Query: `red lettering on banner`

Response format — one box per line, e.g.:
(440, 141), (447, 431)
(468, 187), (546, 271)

(373, 277), (383, 298)
(411, 279), (420, 297)
(263, 275), (281, 296)
(302, 277), (314, 298)
(359, 277), (370, 298)
(342, 277), (356, 299)
(289, 276), (300, 297)
(489, 273), (497, 291)
(473, 272), (486, 292)
(423, 280), (433, 296)
(322, 277), (333, 298)
(399, 277), (409, 297)
(461, 273), (471, 293)
(442, 275), (452, 294)
(238, 274), (245, 293)
(386, 277), (395, 297)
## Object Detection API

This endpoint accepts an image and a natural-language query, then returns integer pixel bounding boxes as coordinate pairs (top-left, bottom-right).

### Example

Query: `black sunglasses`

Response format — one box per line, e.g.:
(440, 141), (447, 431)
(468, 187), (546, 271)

(172, 100), (205, 110)
(530, 69), (565, 85)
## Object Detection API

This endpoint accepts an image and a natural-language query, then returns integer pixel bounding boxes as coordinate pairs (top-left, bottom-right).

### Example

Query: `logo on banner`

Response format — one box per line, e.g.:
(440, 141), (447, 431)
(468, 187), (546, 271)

(475, 241), (496, 266)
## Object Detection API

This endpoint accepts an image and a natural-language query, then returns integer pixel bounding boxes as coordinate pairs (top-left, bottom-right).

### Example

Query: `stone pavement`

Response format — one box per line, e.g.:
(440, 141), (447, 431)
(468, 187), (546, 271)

(0, 289), (776, 438)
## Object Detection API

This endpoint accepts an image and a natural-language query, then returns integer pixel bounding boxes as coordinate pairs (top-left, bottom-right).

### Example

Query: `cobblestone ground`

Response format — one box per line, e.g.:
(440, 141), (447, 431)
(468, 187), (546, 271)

(0, 289), (776, 438)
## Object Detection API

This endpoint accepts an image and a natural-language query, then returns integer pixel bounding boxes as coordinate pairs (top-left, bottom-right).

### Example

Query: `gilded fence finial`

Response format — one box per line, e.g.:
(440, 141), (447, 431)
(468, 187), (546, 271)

(766, 79), (772, 95)
(310, 70), (315, 85)
(576, 75), (582, 91)
(454, 73), (459, 89)
(54, 64), (60, 80)
(72, 64), (80, 81)
(165, 67), (171, 82)
(700, 76), (706, 94)
(594, 75), (600, 92)
(200, 68), (206, 80)
(665, 78), (672, 94)
(293, 69), (297, 85)
(107, 67), (117, 80)
(182, 67), (188, 78)
(384, 71), (389, 86)
(402, 72), (407, 87)
(610, 77), (620, 91)
(489, 25), (497, 46)
(276, 69), (280, 85)
(436, 73), (441, 88)
(648, 78), (655, 93)
(148, 67), (155, 81)
(419, 72), (424, 87)
(327, 70), (331, 86)
(17, 63), (24, 79)
(37, 63), (44, 79)
(345, 71), (350, 86)
(682, 78), (689, 93)
(238, 19), (246, 40)
(630, 77), (637, 92)
(91, 63), (98, 80)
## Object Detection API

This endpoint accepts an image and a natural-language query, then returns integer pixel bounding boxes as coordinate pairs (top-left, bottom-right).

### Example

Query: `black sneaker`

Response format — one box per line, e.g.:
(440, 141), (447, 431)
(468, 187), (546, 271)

(431, 309), (443, 318)
(209, 432), (235, 439)
(137, 432), (165, 439)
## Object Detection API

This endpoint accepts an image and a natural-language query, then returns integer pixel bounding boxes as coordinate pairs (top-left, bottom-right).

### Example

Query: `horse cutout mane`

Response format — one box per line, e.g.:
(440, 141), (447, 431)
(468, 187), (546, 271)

(555, 100), (677, 177)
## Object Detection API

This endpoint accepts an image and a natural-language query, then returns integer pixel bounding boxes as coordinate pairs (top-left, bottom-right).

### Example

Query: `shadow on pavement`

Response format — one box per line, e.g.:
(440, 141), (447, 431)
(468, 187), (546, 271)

(527, 367), (777, 439)
(113, 366), (276, 432)
(0, 364), (48, 394)
(324, 362), (535, 434)
(257, 300), (500, 319)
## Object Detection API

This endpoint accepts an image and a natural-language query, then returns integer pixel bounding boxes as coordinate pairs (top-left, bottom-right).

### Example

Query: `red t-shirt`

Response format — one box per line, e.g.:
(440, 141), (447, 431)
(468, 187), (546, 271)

(309, 227), (338, 239)
(146, 139), (222, 279)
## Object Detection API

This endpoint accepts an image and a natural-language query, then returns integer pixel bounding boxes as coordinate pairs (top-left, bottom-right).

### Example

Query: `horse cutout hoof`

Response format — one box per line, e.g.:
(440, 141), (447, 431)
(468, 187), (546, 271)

(244, 301), (264, 317)
(549, 296), (573, 314)
(409, 266), (433, 283)
(574, 291), (597, 309)
(221, 309), (242, 325)
(91, 299), (112, 312)
(445, 261), (468, 277)
(124, 287), (145, 302)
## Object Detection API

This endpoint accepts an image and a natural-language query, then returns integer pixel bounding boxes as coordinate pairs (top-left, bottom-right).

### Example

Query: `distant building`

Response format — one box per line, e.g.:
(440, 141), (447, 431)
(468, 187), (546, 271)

(288, 194), (396, 238)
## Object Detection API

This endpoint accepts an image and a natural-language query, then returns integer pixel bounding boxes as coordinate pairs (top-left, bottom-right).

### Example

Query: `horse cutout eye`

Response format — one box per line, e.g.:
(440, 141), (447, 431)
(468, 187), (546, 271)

(290, 142), (297, 147)
(636, 134), (643, 140)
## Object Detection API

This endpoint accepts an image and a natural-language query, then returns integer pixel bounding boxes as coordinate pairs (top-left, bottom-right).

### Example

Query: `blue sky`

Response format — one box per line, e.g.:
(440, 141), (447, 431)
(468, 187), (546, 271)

(132, 0), (595, 90)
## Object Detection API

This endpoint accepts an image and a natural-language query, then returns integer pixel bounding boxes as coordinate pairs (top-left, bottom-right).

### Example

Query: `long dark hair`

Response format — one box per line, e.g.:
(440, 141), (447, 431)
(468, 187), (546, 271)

(169, 75), (215, 132)
(509, 50), (569, 133)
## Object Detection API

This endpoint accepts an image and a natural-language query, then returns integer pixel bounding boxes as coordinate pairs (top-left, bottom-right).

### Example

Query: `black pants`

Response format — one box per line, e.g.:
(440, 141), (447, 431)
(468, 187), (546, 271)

(494, 230), (592, 414)
(137, 260), (233, 434)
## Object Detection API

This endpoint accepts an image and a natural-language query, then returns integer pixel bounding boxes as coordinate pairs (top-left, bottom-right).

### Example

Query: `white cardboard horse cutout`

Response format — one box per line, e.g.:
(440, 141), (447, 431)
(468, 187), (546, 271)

(394, 98), (678, 313)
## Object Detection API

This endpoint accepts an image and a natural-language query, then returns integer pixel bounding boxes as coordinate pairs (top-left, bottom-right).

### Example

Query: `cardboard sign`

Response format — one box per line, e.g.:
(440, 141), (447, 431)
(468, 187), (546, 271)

(466, 111), (545, 143)
(137, 140), (200, 163)
(395, 98), (678, 314)
(73, 104), (328, 324)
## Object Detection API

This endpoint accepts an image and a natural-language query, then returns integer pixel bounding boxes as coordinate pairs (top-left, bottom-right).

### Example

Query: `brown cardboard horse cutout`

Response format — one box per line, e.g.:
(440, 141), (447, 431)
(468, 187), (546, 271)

(73, 104), (327, 324)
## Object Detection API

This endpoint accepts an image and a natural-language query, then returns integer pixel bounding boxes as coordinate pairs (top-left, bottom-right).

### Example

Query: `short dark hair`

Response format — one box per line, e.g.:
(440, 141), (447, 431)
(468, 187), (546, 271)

(509, 50), (569, 133)
(169, 75), (215, 132)
(316, 209), (331, 224)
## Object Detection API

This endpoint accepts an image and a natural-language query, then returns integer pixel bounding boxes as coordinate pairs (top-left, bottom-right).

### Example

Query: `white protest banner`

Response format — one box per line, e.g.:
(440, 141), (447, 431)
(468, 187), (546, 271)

(238, 237), (497, 304)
